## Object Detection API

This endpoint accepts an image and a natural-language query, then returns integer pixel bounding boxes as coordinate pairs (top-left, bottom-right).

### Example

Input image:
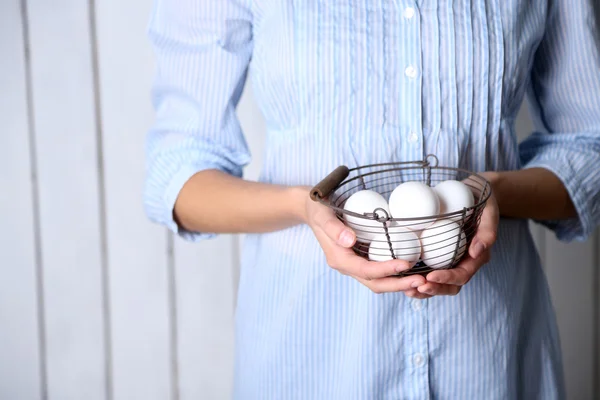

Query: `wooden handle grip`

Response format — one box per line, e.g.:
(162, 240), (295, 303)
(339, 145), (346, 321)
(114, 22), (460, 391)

(310, 166), (350, 201)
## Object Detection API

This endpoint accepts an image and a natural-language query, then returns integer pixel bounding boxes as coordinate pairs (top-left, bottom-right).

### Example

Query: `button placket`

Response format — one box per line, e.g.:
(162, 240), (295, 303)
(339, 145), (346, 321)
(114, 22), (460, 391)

(398, 3), (423, 155)
(413, 353), (425, 367)
(403, 7), (416, 19)
(397, 4), (428, 397)
(404, 65), (418, 79)
(411, 299), (423, 311)
(403, 292), (429, 396)
(408, 131), (419, 144)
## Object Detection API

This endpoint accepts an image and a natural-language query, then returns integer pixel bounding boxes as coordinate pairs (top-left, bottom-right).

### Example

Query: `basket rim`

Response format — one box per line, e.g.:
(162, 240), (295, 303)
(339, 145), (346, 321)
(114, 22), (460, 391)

(316, 164), (492, 222)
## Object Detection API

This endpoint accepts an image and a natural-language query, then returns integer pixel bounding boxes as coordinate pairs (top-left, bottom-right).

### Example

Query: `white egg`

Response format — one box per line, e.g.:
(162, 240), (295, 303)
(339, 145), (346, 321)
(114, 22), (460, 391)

(343, 190), (391, 242)
(388, 182), (439, 231)
(434, 180), (475, 221)
(420, 220), (467, 269)
(368, 228), (422, 266)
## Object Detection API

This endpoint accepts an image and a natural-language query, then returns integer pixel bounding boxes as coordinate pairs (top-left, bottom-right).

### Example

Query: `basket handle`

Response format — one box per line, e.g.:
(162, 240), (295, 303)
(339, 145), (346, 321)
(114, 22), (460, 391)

(310, 165), (350, 201)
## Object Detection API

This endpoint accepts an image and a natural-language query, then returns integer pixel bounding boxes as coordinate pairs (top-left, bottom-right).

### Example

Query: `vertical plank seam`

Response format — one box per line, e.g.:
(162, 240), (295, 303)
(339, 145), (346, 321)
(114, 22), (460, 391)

(20, 0), (48, 398)
(167, 232), (180, 400)
(87, 0), (113, 398)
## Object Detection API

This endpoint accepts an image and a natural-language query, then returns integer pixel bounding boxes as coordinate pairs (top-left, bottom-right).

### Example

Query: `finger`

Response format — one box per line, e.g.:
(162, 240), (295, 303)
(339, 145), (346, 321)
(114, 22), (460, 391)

(348, 254), (412, 279)
(469, 196), (499, 259)
(426, 248), (491, 285)
(417, 282), (461, 296)
(315, 208), (357, 248)
(404, 289), (433, 299)
(358, 275), (426, 294)
(312, 223), (356, 257)
(312, 228), (412, 278)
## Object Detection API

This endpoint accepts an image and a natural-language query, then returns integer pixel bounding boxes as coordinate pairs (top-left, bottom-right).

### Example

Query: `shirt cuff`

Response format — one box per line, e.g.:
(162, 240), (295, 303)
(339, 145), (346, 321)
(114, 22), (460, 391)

(144, 139), (249, 242)
(162, 164), (218, 242)
(520, 153), (594, 243)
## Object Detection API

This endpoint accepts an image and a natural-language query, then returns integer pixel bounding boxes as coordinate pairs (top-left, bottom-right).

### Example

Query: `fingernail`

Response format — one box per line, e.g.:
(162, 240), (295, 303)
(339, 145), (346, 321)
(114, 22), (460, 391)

(471, 241), (486, 259)
(411, 280), (422, 288)
(339, 230), (355, 247)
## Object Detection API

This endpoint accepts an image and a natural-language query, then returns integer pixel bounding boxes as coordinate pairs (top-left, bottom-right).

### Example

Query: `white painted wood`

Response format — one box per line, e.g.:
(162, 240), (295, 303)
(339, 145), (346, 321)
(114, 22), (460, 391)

(515, 103), (534, 145)
(544, 232), (596, 400)
(529, 222), (546, 265)
(173, 238), (236, 400)
(0, 2), (43, 399)
(25, 1), (107, 399)
(93, 0), (173, 398)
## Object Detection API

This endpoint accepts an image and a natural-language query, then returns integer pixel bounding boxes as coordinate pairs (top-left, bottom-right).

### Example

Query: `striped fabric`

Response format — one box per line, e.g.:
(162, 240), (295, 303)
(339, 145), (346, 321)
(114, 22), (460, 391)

(144, 0), (600, 398)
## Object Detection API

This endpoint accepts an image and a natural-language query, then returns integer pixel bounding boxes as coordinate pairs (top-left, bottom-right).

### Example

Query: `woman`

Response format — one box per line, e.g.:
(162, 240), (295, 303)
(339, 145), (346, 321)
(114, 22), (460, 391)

(144, 0), (599, 398)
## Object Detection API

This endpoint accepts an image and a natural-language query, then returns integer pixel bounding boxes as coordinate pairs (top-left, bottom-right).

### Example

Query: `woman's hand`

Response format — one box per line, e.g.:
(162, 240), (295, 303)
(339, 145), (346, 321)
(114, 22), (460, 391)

(410, 165), (576, 298)
(303, 192), (427, 293)
(407, 174), (500, 298)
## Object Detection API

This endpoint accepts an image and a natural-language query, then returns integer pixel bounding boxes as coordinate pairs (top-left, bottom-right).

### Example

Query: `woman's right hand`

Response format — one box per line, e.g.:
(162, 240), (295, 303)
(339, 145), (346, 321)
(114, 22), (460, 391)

(303, 191), (427, 294)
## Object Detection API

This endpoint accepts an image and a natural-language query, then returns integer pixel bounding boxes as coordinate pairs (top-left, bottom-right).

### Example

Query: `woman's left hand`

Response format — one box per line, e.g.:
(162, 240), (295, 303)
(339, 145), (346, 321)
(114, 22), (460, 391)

(405, 173), (500, 298)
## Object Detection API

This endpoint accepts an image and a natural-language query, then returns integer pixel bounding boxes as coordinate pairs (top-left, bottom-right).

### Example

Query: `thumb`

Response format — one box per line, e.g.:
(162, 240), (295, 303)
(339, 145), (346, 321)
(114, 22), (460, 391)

(317, 211), (356, 248)
(470, 197), (499, 259)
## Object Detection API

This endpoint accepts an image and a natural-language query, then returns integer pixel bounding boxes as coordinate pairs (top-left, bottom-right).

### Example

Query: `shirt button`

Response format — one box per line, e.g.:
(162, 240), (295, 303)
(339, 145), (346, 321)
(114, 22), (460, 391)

(413, 353), (425, 367)
(403, 7), (416, 19)
(408, 131), (419, 143)
(405, 65), (418, 79)
(412, 299), (423, 311)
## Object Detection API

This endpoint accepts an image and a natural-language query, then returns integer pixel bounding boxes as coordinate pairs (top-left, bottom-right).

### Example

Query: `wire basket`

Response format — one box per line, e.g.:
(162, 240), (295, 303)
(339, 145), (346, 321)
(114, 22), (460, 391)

(309, 155), (492, 276)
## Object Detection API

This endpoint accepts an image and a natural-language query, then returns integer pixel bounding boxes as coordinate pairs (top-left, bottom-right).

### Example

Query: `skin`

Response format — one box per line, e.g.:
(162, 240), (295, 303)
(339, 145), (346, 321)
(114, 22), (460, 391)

(174, 167), (576, 297)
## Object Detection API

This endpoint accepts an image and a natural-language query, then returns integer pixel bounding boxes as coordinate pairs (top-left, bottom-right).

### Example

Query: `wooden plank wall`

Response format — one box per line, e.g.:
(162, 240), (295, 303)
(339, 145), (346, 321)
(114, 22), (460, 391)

(0, 2), (43, 399)
(0, 1), (598, 399)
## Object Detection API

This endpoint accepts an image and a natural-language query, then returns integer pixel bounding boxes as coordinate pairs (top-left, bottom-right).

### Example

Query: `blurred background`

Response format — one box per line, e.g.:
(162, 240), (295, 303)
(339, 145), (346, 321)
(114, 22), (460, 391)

(1, 1), (598, 399)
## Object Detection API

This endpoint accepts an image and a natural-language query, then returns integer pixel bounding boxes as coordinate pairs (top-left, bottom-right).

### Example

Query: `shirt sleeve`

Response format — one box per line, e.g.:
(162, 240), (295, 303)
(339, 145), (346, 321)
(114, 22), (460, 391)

(519, 0), (600, 242)
(144, 0), (253, 241)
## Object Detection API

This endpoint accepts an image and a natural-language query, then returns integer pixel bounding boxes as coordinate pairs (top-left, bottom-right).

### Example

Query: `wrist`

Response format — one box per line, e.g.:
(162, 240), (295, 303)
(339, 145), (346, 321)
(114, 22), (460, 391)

(479, 171), (501, 188)
(287, 186), (311, 224)
(479, 168), (576, 220)
(478, 170), (502, 195)
(478, 170), (503, 213)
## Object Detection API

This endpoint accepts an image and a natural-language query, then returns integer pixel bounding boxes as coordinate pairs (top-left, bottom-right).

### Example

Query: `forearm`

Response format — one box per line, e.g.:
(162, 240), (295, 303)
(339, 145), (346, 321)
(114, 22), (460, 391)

(487, 168), (576, 220)
(173, 169), (309, 234)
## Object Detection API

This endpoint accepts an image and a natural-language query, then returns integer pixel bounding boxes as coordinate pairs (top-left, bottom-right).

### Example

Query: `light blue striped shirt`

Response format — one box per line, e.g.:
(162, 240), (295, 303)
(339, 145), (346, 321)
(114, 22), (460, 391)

(144, 0), (600, 398)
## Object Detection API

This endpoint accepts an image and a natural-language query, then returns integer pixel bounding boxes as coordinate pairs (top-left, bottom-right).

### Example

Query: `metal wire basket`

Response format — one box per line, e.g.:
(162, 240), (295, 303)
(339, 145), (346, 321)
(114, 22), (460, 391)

(310, 155), (492, 276)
